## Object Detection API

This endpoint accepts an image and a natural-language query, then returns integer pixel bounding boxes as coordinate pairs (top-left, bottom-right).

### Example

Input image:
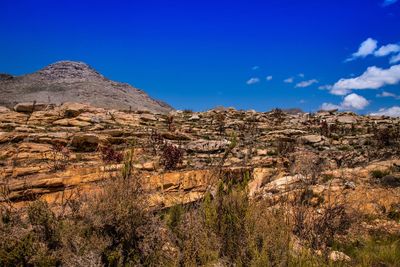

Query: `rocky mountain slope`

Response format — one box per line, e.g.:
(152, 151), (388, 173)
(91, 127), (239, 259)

(0, 61), (173, 113)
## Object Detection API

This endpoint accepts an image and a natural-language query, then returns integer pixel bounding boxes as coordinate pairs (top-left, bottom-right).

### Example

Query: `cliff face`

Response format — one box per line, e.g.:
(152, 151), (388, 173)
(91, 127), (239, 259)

(0, 61), (173, 113)
(1, 102), (399, 225)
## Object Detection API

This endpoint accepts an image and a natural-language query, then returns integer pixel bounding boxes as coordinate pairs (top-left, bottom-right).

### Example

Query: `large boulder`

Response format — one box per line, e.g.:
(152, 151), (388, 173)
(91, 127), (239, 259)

(14, 102), (48, 113)
(60, 102), (89, 118)
(301, 134), (323, 144)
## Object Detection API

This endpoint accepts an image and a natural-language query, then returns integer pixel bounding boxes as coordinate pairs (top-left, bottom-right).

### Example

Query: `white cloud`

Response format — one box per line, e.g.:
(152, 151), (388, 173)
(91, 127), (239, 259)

(330, 64), (400, 95)
(320, 93), (369, 111)
(345, 38), (400, 63)
(295, 79), (318, 88)
(320, 103), (341, 111)
(246, 77), (260, 85)
(284, 77), (294, 83)
(341, 93), (370, 110)
(345, 38), (378, 62)
(370, 106), (400, 117)
(390, 53), (400, 64)
(252, 66), (260, 70)
(383, 0), (398, 6)
(374, 44), (400, 57)
(266, 75), (273, 81)
(298, 73), (305, 78)
(318, 84), (333, 90)
(376, 91), (400, 99)
(330, 88), (352, 96)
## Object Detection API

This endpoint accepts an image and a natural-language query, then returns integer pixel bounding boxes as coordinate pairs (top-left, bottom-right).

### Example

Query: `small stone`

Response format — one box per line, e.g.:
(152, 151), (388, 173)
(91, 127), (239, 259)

(329, 251), (351, 262)
(257, 149), (268, 156)
(344, 181), (356, 190)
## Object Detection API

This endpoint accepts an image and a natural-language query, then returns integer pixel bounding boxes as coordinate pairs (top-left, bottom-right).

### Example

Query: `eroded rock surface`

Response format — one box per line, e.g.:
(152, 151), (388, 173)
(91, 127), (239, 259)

(0, 103), (399, 223)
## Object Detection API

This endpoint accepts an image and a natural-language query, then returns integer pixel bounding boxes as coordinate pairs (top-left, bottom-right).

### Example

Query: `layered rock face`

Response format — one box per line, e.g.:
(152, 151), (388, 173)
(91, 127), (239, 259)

(0, 103), (400, 222)
(0, 61), (173, 113)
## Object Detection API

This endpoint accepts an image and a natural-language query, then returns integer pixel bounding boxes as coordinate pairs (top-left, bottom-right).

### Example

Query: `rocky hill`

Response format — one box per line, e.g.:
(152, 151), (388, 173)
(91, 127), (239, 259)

(0, 61), (173, 113)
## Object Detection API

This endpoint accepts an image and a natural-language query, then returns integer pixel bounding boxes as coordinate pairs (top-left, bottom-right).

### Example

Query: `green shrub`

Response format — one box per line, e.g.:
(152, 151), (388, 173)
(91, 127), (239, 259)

(0, 233), (36, 266)
(370, 169), (390, 179)
(336, 234), (400, 266)
(28, 200), (60, 250)
(166, 204), (183, 232)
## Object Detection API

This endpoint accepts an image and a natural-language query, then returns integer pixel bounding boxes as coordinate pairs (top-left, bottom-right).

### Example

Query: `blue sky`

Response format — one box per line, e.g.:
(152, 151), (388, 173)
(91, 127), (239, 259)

(1, 0), (400, 115)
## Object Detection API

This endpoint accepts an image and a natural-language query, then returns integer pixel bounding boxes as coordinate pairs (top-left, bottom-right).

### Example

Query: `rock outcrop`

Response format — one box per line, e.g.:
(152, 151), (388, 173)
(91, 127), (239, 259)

(0, 103), (399, 224)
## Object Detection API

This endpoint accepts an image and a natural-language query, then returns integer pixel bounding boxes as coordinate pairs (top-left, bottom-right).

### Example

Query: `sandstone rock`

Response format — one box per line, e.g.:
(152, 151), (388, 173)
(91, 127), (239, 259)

(13, 166), (45, 177)
(14, 126), (36, 133)
(140, 113), (157, 122)
(161, 131), (192, 141)
(329, 251), (351, 262)
(301, 134), (323, 144)
(1, 99), (400, 216)
(18, 142), (53, 153)
(26, 110), (60, 125)
(147, 169), (210, 192)
(337, 115), (357, 124)
(263, 174), (304, 193)
(134, 161), (157, 171)
(188, 114), (200, 121)
(186, 139), (230, 153)
(257, 149), (268, 156)
(268, 129), (306, 136)
(60, 102), (88, 117)
(53, 118), (92, 127)
(14, 102), (48, 112)
(102, 129), (126, 137)
(0, 106), (10, 113)
(70, 134), (101, 151)
(249, 168), (274, 196)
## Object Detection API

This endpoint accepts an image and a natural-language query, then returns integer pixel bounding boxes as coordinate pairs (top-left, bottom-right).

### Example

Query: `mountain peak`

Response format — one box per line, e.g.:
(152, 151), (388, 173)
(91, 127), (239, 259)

(36, 60), (104, 81)
(0, 61), (173, 113)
